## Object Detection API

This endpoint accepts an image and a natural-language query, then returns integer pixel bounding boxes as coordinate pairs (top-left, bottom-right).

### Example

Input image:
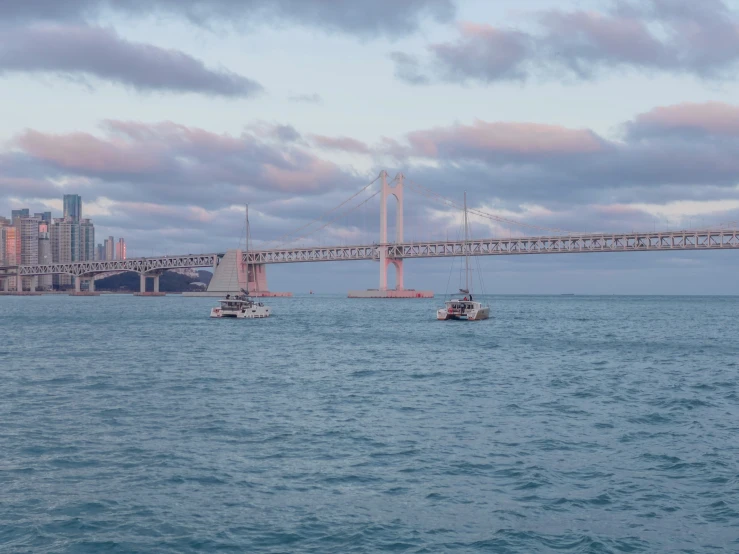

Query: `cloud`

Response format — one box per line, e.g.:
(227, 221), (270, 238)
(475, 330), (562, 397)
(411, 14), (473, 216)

(404, 121), (605, 159)
(389, 52), (430, 85)
(288, 93), (322, 104)
(0, 24), (262, 97)
(247, 122), (303, 143)
(5, 120), (361, 210)
(311, 135), (371, 154)
(626, 102), (739, 139)
(389, 103), (739, 209)
(0, 0), (456, 37)
(428, 23), (531, 83)
(392, 0), (739, 85)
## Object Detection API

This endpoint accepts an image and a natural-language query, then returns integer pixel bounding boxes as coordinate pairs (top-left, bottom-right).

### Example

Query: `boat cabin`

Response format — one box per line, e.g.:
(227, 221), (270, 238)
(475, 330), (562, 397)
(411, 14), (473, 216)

(445, 299), (480, 314)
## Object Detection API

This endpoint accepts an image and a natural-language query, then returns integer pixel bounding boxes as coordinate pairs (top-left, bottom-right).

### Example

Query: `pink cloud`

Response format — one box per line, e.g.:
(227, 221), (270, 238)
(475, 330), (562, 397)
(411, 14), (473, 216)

(15, 129), (162, 173)
(262, 159), (342, 192)
(406, 120), (605, 159)
(104, 120), (247, 153)
(10, 121), (356, 198)
(630, 102), (739, 136)
(540, 10), (667, 67)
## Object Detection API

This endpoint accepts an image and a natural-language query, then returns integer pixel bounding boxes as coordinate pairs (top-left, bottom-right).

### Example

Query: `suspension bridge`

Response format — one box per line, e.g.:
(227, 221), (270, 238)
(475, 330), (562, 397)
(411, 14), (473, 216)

(2, 171), (738, 295)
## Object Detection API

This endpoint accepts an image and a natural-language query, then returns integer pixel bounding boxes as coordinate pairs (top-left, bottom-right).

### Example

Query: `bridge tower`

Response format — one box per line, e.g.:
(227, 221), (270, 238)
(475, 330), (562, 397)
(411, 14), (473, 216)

(379, 171), (404, 291)
(350, 170), (432, 298)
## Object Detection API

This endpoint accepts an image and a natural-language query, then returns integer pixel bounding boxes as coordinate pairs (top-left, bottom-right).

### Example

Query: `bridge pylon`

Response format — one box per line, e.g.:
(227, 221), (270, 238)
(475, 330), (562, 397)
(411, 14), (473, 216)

(379, 171), (404, 291)
(349, 171), (433, 298)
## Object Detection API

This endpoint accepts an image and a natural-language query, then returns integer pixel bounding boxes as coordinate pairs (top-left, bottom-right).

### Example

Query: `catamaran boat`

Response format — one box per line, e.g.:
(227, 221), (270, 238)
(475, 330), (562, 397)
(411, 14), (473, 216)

(437, 192), (490, 321)
(210, 204), (271, 319)
(210, 291), (271, 318)
(437, 290), (490, 321)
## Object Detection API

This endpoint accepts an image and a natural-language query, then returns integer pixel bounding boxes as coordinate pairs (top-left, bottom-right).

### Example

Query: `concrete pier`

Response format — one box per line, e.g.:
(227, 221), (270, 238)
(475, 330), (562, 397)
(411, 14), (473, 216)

(69, 275), (100, 295)
(348, 289), (433, 298)
(134, 273), (165, 296)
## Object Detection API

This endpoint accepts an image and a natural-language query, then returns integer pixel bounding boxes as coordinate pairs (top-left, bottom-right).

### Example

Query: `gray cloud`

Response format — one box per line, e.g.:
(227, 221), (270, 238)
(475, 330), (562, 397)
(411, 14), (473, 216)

(625, 102), (739, 140)
(0, 0), (456, 37)
(311, 135), (371, 154)
(288, 93), (322, 104)
(0, 24), (262, 97)
(390, 52), (430, 85)
(386, 102), (739, 211)
(3, 120), (362, 211)
(429, 24), (531, 83)
(392, 0), (739, 85)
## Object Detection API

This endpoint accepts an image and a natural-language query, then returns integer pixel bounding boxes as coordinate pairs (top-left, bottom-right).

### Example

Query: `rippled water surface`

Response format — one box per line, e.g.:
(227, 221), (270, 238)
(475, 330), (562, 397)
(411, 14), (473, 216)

(1, 295), (738, 553)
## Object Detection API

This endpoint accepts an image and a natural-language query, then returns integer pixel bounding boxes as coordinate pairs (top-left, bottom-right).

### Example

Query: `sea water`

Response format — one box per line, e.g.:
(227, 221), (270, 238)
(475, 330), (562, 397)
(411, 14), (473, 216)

(1, 295), (738, 552)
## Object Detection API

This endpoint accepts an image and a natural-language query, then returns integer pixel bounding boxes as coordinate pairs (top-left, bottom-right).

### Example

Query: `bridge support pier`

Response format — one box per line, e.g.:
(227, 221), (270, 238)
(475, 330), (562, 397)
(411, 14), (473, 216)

(69, 274), (100, 296)
(247, 264), (268, 294)
(69, 275), (100, 296)
(135, 272), (166, 296)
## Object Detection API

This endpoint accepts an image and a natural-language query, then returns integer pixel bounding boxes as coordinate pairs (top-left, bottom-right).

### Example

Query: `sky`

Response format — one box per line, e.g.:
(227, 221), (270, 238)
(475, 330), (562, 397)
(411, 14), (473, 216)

(2, 0), (739, 294)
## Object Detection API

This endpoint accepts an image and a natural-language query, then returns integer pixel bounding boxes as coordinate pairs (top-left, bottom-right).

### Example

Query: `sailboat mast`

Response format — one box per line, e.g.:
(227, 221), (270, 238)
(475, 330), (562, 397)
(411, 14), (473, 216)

(245, 203), (250, 293)
(464, 191), (470, 293)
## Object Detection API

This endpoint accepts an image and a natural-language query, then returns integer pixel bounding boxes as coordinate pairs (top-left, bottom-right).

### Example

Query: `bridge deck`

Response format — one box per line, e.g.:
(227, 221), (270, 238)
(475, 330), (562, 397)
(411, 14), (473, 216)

(3, 230), (738, 276)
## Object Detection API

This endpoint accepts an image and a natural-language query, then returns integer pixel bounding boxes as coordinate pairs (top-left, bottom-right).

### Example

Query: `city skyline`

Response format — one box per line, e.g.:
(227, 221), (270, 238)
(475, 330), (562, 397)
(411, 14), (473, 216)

(3, 0), (739, 293)
(1, 193), (127, 290)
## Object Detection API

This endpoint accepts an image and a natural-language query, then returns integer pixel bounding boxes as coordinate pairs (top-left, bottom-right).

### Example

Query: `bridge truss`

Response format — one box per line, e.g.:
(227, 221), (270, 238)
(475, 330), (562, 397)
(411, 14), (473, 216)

(12, 254), (219, 277)
(246, 229), (739, 264)
(2, 230), (738, 278)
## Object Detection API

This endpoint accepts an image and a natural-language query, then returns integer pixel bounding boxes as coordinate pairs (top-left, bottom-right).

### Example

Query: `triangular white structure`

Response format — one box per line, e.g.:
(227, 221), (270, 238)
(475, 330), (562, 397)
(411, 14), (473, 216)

(206, 249), (246, 294)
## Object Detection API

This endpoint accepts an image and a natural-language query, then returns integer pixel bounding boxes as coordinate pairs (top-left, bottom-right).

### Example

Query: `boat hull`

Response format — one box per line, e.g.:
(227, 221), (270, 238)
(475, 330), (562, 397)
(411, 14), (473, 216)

(437, 306), (490, 321)
(210, 306), (271, 318)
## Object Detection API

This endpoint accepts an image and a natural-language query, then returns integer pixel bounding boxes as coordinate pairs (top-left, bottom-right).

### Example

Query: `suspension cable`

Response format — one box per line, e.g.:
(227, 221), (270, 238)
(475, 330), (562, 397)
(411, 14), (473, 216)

(405, 179), (576, 235)
(265, 174), (382, 246)
(273, 190), (381, 246)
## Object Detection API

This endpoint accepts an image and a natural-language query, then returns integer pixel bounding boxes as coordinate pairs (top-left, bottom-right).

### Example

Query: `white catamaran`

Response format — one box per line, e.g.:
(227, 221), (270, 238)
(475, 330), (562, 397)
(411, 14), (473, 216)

(437, 192), (490, 321)
(210, 204), (271, 319)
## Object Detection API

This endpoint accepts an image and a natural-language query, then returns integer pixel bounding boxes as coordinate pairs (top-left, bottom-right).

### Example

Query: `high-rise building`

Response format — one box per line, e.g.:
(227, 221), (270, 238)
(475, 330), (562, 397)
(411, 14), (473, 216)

(51, 218), (80, 288)
(105, 236), (115, 261)
(18, 216), (40, 290)
(11, 208), (29, 222)
(0, 216), (10, 226)
(96, 243), (105, 261)
(116, 238), (126, 260)
(63, 195), (82, 221)
(0, 220), (7, 266)
(34, 212), (52, 223)
(38, 223), (52, 290)
(79, 219), (95, 261)
(1, 226), (19, 290)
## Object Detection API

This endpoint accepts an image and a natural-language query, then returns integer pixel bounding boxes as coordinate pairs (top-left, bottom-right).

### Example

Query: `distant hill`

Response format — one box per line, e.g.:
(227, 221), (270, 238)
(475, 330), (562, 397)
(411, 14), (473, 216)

(95, 270), (212, 292)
